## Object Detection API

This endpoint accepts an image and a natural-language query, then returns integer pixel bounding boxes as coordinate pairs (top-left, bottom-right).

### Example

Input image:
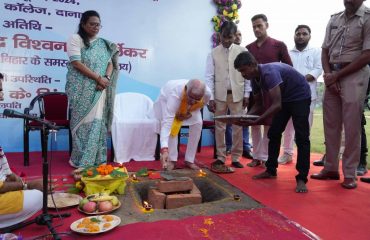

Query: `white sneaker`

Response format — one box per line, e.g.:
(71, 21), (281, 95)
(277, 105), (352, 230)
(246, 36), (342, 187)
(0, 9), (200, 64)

(278, 154), (293, 165)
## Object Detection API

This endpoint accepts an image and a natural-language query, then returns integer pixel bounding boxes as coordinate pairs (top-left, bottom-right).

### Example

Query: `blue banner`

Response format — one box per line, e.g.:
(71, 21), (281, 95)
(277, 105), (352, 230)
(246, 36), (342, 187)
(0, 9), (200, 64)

(0, 0), (215, 152)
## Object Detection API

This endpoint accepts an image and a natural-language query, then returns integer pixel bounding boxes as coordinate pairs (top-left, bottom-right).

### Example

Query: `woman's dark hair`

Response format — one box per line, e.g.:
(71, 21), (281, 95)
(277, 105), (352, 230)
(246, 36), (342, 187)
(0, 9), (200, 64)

(78, 10), (100, 48)
(0, 73), (3, 79)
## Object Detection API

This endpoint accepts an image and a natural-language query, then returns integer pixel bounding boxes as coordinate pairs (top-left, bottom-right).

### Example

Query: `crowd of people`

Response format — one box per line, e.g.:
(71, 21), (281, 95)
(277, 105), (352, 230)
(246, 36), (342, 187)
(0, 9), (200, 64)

(1, 0), (370, 228)
(159, 0), (370, 193)
(206, 0), (370, 193)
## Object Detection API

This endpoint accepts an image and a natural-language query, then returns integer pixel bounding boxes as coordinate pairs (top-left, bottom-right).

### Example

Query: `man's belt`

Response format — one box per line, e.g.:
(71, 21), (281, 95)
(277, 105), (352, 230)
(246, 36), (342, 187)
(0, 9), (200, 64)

(330, 62), (350, 71)
(227, 90), (232, 94)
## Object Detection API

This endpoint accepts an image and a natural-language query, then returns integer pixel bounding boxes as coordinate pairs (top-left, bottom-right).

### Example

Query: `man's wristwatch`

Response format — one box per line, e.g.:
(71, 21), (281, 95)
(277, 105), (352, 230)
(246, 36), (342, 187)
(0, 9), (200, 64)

(104, 75), (111, 80)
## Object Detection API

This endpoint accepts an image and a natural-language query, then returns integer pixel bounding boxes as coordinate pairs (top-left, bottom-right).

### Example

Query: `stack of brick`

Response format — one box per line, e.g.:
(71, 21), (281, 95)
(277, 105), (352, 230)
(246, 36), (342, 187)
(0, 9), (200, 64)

(148, 178), (202, 209)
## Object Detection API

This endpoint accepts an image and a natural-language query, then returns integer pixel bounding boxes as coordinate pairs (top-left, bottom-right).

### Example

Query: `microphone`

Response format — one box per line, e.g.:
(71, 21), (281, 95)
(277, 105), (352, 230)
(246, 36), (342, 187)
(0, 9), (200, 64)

(3, 109), (37, 120)
(3, 109), (60, 130)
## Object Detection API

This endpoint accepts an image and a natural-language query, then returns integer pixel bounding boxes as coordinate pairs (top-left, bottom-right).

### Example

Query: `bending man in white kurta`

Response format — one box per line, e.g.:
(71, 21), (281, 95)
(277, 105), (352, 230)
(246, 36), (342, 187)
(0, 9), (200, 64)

(154, 79), (211, 170)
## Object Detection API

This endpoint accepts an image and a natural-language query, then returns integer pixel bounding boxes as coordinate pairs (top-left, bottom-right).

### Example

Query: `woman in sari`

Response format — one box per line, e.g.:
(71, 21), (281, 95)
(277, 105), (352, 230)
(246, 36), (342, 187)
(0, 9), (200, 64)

(66, 10), (119, 168)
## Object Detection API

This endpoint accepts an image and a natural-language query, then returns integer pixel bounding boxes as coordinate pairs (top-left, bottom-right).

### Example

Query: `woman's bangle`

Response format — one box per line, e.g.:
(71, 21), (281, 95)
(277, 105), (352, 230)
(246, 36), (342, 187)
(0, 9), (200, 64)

(104, 74), (111, 80)
(160, 147), (168, 154)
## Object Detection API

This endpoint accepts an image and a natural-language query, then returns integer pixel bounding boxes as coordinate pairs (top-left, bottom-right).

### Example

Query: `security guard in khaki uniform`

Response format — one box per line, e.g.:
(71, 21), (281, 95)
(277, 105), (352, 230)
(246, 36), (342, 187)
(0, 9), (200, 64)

(311, 0), (370, 189)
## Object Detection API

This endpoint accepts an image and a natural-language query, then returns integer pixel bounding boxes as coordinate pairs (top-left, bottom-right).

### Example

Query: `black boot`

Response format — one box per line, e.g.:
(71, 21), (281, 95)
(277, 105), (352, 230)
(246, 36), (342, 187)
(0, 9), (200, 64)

(313, 154), (326, 166)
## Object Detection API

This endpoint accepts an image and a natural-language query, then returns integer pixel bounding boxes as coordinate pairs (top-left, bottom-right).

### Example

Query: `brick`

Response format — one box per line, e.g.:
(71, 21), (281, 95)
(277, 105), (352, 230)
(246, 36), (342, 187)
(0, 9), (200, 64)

(190, 183), (201, 195)
(165, 193), (202, 209)
(148, 188), (166, 209)
(157, 178), (194, 193)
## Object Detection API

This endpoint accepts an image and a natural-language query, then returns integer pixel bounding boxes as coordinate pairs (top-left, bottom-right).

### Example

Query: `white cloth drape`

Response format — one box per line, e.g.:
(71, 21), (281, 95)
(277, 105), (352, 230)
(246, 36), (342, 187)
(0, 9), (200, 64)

(111, 92), (159, 163)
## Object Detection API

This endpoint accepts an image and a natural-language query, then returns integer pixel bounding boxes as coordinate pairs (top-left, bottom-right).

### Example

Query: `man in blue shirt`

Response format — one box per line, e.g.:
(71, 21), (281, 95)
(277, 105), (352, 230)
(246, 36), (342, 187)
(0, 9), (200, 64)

(234, 51), (311, 193)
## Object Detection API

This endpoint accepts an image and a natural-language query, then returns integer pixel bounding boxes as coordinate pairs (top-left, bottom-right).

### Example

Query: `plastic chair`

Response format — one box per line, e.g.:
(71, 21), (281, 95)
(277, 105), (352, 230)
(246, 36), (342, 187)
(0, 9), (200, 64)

(23, 92), (71, 166)
(111, 92), (160, 163)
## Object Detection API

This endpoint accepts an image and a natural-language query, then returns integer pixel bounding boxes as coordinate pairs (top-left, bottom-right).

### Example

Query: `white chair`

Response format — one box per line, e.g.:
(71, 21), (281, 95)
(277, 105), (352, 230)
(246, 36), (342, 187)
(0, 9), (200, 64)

(111, 92), (160, 163)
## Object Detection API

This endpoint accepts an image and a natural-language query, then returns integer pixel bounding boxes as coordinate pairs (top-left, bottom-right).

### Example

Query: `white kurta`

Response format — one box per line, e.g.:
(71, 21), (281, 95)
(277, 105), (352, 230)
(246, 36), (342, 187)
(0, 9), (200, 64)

(289, 45), (322, 101)
(153, 79), (211, 162)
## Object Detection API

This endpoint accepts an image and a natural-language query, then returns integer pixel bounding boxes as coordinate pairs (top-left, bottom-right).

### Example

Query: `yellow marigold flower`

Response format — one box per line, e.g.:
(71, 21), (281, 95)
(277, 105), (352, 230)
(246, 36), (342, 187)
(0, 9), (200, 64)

(228, 12), (234, 18)
(199, 228), (209, 237)
(75, 181), (83, 190)
(232, 4), (238, 10)
(204, 218), (214, 225)
(223, 9), (228, 16)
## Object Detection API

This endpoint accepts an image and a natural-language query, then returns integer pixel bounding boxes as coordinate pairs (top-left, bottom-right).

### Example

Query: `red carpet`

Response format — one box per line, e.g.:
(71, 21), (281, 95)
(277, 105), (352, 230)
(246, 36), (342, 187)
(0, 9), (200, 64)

(8, 207), (314, 240)
(195, 148), (370, 240)
(5, 148), (370, 239)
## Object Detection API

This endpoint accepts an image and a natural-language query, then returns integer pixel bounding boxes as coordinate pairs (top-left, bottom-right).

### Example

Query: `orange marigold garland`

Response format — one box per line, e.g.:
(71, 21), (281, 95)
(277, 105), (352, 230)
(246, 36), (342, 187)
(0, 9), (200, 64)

(82, 164), (127, 178)
(170, 88), (204, 137)
(96, 164), (114, 175)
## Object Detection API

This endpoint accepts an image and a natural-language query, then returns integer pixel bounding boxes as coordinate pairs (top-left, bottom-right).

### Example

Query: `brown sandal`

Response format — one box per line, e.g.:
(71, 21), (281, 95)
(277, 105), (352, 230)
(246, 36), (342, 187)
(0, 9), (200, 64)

(247, 159), (261, 167)
(253, 171), (277, 179)
(211, 162), (235, 173)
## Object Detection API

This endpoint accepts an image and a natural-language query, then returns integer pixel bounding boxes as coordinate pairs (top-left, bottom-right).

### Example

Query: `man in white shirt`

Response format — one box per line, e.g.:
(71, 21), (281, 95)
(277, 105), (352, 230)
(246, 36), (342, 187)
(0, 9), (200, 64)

(278, 25), (322, 164)
(153, 79), (211, 170)
(205, 21), (251, 172)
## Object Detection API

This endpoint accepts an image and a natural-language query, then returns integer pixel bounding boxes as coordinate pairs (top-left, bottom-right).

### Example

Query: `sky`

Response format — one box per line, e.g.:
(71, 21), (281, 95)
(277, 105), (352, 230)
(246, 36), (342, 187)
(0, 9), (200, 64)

(236, 0), (369, 82)
(238, 0), (351, 49)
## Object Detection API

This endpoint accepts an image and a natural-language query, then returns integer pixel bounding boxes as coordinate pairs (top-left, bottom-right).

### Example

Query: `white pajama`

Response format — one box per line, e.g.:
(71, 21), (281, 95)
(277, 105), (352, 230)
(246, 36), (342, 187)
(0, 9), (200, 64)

(168, 121), (202, 163)
(251, 125), (270, 161)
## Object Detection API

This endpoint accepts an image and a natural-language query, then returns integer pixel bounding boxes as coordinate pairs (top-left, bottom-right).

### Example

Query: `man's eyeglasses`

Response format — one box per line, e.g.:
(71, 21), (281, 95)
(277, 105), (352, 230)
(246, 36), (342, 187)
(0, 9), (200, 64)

(87, 22), (102, 29)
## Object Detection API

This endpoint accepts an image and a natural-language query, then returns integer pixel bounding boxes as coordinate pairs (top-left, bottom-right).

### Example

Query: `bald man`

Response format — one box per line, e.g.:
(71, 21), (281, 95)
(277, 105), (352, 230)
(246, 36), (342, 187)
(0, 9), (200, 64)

(153, 79), (211, 170)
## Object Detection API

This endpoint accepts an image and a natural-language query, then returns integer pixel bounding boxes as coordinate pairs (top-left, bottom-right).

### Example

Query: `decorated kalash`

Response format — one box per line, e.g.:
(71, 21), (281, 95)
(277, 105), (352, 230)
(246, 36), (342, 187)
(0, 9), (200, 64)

(78, 164), (128, 196)
(67, 163), (129, 234)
